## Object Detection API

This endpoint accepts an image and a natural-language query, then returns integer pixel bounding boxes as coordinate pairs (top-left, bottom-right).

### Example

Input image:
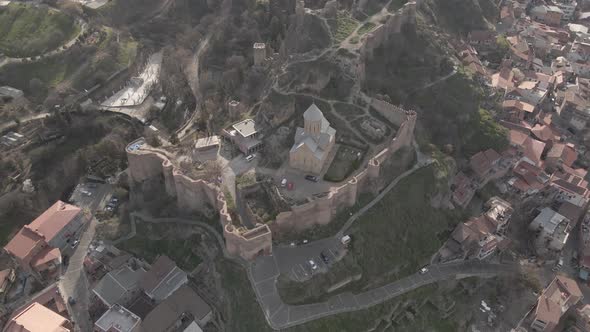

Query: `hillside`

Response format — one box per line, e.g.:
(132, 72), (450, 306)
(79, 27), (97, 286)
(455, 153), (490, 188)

(0, 3), (79, 57)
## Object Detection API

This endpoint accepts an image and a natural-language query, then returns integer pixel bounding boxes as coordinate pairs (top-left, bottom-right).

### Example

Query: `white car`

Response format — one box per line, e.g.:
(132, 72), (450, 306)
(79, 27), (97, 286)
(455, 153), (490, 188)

(71, 240), (80, 248)
(245, 154), (256, 162)
(309, 260), (318, 270)
(419, 267), (429, 274)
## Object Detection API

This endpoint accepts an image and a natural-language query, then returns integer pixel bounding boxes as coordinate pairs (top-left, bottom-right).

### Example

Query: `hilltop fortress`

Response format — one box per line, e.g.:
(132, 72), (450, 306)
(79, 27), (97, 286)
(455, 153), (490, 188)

(126, 99), (415, 260)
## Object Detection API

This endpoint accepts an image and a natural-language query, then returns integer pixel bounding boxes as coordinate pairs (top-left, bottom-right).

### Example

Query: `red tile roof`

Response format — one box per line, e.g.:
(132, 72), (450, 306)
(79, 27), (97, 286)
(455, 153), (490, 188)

(547, 143), (577, 167)
(503, 99), (536, 113)
(4, 227), (44, 262)
(30, 248), (61, 268)
(531, 124), (557, 142)
(470, 149), (501, 178)
(27, 201), (81, 243)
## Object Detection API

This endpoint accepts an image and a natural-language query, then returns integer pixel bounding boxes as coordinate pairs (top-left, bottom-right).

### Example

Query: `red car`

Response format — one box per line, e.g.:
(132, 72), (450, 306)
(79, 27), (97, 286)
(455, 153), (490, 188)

(287, 182), (294, 190)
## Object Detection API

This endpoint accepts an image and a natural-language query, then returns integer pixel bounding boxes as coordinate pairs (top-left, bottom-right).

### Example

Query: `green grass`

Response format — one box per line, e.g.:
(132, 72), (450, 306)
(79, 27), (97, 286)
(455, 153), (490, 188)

(120, 232), (202, 271)
(349, 163), (463, 284)
(357, 22), (375, 35)
(217, 259), (274, 332)
(0, 28), (137, 99)
(0, 3), (79, 57)
(324, 145), (364, 182)
(333, 11), (359, 43)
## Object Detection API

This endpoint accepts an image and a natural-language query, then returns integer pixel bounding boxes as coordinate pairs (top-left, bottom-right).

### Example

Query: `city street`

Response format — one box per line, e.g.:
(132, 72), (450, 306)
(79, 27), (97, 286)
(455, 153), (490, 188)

(59, 218), (97, 332)
(248, 257), (519, 330)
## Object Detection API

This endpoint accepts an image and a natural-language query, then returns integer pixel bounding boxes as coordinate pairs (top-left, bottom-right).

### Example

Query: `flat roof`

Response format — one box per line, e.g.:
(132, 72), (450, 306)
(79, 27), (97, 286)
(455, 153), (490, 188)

(232, 119), (258, 138)
(195, 136), (220, 149)
(95, 304), (141, 332)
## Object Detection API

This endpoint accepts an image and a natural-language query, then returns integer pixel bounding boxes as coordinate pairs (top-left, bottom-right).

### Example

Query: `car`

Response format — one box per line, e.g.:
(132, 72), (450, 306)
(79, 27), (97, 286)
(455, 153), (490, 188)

(68, 297), (76, 305)
(71, 240), (79, 248)
(304, 175), (319, 182)
(245, 154), (256, 162)
(308, 260), (318, 270)
(320, 252), (329, 264)
(287, 182), (294, 190)
(419, 266), (429, 274)
(281, 178), (287, 187)
(106, 206), (114, 212)
(302, 239), (308, 244)
(110, 197), (119, 203)
(62, 255), (69, 266)
(290, 242), (296, 247)
(81, 190), (92, 196)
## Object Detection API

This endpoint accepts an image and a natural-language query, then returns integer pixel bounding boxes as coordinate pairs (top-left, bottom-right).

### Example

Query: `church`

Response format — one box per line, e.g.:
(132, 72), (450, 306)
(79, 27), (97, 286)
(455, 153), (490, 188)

(289, 104), (336, 174)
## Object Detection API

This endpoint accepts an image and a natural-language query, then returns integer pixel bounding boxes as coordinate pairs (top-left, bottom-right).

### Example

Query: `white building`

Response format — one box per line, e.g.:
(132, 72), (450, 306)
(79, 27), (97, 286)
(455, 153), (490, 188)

(529, 207), (572, 251)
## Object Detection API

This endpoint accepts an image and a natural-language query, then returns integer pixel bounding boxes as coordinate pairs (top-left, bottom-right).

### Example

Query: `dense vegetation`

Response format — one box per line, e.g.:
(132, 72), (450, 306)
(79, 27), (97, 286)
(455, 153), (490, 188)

(0, 4), (79, 57)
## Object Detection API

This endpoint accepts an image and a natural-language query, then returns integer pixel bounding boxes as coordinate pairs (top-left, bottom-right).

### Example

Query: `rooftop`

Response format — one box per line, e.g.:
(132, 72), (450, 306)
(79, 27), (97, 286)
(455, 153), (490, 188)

(231, 119), (259, 138)
(140, 255), (187, 302)
(195, 136), (220, 150)
(95, 304), (141, 332)
(5, 302), (70, 332)
(94, 265), (146, 306)
(27, 200), (81, 243)
(141, 285), (211, 332)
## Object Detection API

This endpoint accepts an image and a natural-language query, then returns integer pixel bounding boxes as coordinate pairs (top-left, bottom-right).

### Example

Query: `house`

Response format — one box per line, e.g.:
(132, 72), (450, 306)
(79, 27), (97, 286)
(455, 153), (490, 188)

(289, 104), (336, 174)
(531, 124), (559, 142)
(141, 285), (212, 331)
(491, 66), (515, 90)
(508, 160), (550, 196)
(3, 302), (73, 332)
(531, 5), (563, 26)
(442, 197), (512, 261)
(574, 304), (590, 332)
(469, 149), (502, 183)
(529, 207), (572, 252)
(95, 304), (142, 332)
(93, 265), (147, 307)
(508, 129), (547, 166)
(451, 172), (476, 208)
(222, 119), (262, 155)
(468, 30), (497, 49)
(140, 255), (188, 303)
(551, 165), (590, 201)
(502, 99), (537, 122)
(567, 41), (590, 77)
(4, 201), (84, 279)
(545, 142), (577, 169)
(530, 275), (582, 331)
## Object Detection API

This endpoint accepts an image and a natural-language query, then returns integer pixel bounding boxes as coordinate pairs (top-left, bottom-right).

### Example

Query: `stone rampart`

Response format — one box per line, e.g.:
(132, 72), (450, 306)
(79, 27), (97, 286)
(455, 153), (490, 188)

(359, 1), (418, 62)
(126, 139), (272, 261)
(272, 102), (416, 232)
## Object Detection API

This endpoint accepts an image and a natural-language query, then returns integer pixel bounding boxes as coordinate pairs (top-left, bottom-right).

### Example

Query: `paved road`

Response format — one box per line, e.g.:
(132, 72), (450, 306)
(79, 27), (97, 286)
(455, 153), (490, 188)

(248, 257), (519, 330)
(59, 218), (97, 332)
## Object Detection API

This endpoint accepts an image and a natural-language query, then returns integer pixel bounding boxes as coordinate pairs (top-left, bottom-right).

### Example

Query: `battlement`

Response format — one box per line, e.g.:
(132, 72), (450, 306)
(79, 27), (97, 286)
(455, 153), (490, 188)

(126, 138), (272, 261)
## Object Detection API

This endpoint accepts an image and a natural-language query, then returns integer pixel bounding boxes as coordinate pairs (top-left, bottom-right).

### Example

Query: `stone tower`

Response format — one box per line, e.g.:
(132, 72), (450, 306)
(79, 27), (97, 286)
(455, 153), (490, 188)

(253, 43), (266, 66)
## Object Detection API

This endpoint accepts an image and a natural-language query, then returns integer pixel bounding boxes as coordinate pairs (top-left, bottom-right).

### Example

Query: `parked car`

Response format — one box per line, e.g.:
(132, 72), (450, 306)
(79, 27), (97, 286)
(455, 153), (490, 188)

(419, 266), (429, 274)
(68, 297), (76, 305)
(81, 190), (92, 196)
(320, 252), (329, 264)
(246, 154), (256, 162)
(71, 240), (79, 248)
(281, 178), (287, 187)
(309, 260), (318, 271)
(304, 175), (319, 182)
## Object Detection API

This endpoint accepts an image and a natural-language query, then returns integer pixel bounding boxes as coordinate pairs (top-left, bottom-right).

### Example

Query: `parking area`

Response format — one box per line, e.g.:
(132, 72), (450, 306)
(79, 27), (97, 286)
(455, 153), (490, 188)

(274, 237), (345, 282)
(69, 181), (113, 212)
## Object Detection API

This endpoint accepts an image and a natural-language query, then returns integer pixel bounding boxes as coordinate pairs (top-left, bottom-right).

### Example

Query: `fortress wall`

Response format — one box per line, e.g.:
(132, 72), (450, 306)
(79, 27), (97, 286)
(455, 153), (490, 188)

(359, 1), (418, 62)
(126, 139), (272, 261)
(272, 101), (416, 233)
